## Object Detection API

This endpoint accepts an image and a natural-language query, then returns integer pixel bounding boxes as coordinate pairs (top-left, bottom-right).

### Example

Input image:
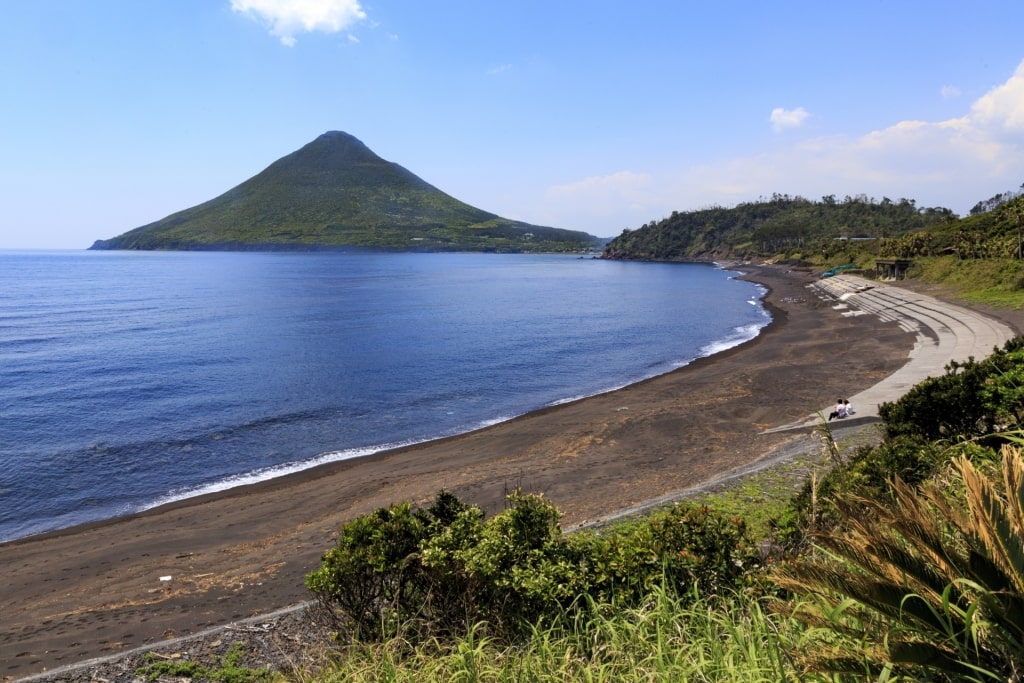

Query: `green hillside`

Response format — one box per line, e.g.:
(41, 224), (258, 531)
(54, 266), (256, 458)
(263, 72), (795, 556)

(602, 192), (1024, 308)
(90, 131), (601, 252)
(601, 193), (955, 262)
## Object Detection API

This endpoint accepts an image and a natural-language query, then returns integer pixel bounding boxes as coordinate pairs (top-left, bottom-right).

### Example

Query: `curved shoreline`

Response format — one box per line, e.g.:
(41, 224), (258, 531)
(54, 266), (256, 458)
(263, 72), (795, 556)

(2, 262), (770, 547)
(2, 264), (1016, 680)
(4, 276), (772, 549)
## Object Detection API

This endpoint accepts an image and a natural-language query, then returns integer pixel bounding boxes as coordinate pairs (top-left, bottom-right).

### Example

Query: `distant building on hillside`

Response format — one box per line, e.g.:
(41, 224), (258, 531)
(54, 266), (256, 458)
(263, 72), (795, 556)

(875, 258), (912, 280)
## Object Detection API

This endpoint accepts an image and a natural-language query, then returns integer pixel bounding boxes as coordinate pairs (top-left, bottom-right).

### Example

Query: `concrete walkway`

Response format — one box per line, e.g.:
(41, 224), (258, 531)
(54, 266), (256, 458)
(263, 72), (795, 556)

(763, 274), (1018, 433)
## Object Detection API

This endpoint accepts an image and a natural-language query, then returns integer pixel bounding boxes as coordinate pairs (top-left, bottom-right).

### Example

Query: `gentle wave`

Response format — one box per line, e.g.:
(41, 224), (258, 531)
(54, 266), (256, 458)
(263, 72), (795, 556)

(141, 414), (522, 511)
(697, 321), (768, 358)
(138, 314), (772, 511)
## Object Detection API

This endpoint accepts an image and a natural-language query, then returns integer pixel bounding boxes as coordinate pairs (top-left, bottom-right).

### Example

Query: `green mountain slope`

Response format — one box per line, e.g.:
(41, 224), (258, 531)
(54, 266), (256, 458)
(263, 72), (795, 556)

(90, 131), (600, 252)
(602, 194), (955, 261)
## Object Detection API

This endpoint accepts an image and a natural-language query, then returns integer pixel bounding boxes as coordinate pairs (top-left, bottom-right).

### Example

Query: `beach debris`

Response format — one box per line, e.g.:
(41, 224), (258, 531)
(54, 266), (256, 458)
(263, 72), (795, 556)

(159, 575), (172, 582)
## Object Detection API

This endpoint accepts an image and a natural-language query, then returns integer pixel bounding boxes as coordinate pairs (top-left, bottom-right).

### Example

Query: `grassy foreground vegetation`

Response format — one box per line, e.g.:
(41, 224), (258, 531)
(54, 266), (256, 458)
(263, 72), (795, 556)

(256, 336), (1024, 682)
(306, 589), (802, 682)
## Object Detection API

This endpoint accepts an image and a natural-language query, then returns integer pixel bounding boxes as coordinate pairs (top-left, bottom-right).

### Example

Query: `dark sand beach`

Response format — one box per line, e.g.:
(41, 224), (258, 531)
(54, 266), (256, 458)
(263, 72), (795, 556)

(4, 263), (1016, 680)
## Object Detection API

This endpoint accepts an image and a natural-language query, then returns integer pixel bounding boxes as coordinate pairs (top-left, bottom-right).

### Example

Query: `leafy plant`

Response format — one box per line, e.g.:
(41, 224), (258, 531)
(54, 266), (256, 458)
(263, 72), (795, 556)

(773, 445), (1024, 681)
(879, 337), (1024, 443)
(306, 500), (433, 642)
(308, 489), (762, 648)
(422, 489), (586, 638)
(136, 642), (272, 682)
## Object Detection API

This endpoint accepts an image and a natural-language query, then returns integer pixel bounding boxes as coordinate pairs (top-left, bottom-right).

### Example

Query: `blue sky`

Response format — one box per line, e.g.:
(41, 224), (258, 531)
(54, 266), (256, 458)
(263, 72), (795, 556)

(4, 1), (1024, 249)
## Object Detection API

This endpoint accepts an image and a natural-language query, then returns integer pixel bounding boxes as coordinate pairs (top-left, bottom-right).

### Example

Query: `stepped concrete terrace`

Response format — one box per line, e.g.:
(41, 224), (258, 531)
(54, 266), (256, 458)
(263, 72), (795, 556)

(763, 273), (1017, 434)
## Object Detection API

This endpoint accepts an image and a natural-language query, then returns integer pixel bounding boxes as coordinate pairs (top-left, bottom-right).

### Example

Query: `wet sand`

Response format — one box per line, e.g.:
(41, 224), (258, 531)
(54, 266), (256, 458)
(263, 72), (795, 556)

(0, 263), (959, 679)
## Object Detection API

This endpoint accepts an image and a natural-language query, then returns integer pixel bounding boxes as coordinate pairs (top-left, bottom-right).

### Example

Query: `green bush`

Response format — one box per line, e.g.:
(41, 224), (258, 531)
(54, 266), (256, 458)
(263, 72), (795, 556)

(422, 490), (587, 637)
(308, 490), (581, 643)
(308, 491), (762, 647)
(772, 436), (946, 551)
(579, 504), (759, 606)
(879, 336), (1024, 443)
(306, 501), (432, 642)
(774, 337), (1024, 552)
(774, 446), (1024, 681)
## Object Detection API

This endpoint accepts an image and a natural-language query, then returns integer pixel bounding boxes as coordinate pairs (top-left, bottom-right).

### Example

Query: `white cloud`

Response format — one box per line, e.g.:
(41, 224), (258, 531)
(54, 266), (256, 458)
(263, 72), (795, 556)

(941, 84), (961, 99)
(968, 61), (1024, 134)
(538, 61), (1024, 233)
(525, 172), (653, 233)
(770, 106), (809, 132)
(231, 0), (366, 46)
(548, 171), (652, 206)
(673, 61), (1024, 215)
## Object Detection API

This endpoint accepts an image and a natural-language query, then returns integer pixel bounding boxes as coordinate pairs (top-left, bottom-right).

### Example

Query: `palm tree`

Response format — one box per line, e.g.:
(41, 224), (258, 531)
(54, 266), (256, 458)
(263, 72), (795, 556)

(773, 445), (1024, 681)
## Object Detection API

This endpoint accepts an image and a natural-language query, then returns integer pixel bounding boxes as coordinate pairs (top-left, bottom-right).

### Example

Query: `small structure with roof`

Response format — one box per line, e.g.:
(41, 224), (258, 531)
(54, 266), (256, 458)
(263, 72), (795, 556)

(874, 258), (912, 280)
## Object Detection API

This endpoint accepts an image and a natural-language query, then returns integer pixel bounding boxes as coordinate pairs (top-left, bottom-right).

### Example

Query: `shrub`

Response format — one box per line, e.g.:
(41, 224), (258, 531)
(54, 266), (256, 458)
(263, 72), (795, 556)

(308, 490), (581, 644)
(306, 501), (432, 642)
(420, 489), (588, 638)
(773, 436), (947, 550)
(879, 336), (1024, 443)
(774, 339), (1024, 551)
(308, 491), (762, 647)
(573, 504), (760, 607)
(773, 445), (1024, 681)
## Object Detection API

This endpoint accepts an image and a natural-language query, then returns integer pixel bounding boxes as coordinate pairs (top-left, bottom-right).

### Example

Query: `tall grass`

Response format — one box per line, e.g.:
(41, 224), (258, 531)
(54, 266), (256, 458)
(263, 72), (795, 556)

(905, 256), (1024, 308)
(299, 586), (809, 682)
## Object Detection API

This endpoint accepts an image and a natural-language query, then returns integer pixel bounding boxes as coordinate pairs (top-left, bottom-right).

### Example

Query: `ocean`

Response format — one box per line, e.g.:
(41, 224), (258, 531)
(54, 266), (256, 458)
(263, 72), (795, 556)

(0, 250), (769, 542)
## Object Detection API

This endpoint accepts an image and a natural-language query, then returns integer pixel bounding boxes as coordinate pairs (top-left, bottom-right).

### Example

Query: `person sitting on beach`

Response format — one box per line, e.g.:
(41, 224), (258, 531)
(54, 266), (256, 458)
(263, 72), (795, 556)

(837, 399), (848, 418)
(828, 398), (844, 421)
(844, 399), (854, 416)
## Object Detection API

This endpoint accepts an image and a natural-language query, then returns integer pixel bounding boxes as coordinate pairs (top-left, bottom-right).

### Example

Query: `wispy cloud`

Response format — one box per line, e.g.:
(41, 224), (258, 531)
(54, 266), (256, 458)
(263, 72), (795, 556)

(543, 61), (1024, 231)
(770, 106), (809, 132)
(230, 0), (366, 46)
(941, 84), (961, 99)
(487, 64), (513, 76)
(548, 171), (652, 205)
(682, 62), (1024, 211)
(536, 172), (656, 233)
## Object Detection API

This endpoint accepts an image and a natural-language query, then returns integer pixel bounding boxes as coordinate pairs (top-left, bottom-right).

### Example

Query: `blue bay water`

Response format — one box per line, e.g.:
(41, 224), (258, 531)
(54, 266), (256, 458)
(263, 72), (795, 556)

(0, 251), (768, 542)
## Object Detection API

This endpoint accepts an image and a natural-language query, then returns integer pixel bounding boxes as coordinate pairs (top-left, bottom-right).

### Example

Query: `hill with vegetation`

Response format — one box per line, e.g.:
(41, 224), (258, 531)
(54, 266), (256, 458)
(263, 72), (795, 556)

(602, 192), (1024, 307)
(601, 193), (956, 262)
(90, 131), (602, 253)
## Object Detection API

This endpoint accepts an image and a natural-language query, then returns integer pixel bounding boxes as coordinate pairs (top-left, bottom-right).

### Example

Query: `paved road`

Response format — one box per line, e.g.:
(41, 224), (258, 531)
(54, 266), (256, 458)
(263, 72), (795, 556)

(764, 274), (1018, 433)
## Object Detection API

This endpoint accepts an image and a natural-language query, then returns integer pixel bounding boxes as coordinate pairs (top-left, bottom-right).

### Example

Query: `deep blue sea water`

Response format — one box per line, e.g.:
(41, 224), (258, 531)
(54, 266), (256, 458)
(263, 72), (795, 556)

(0, 251), (769, 542)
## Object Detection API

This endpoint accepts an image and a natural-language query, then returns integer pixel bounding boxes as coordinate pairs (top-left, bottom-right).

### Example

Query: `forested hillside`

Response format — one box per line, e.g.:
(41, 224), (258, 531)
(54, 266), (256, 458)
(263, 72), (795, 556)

(602, 194), (956, 261)
(880, 194), (1024, 259)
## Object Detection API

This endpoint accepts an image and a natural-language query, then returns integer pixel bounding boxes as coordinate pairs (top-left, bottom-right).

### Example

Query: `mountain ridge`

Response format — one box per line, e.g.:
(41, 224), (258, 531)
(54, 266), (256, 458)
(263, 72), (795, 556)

(91, 131), (601, 252)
